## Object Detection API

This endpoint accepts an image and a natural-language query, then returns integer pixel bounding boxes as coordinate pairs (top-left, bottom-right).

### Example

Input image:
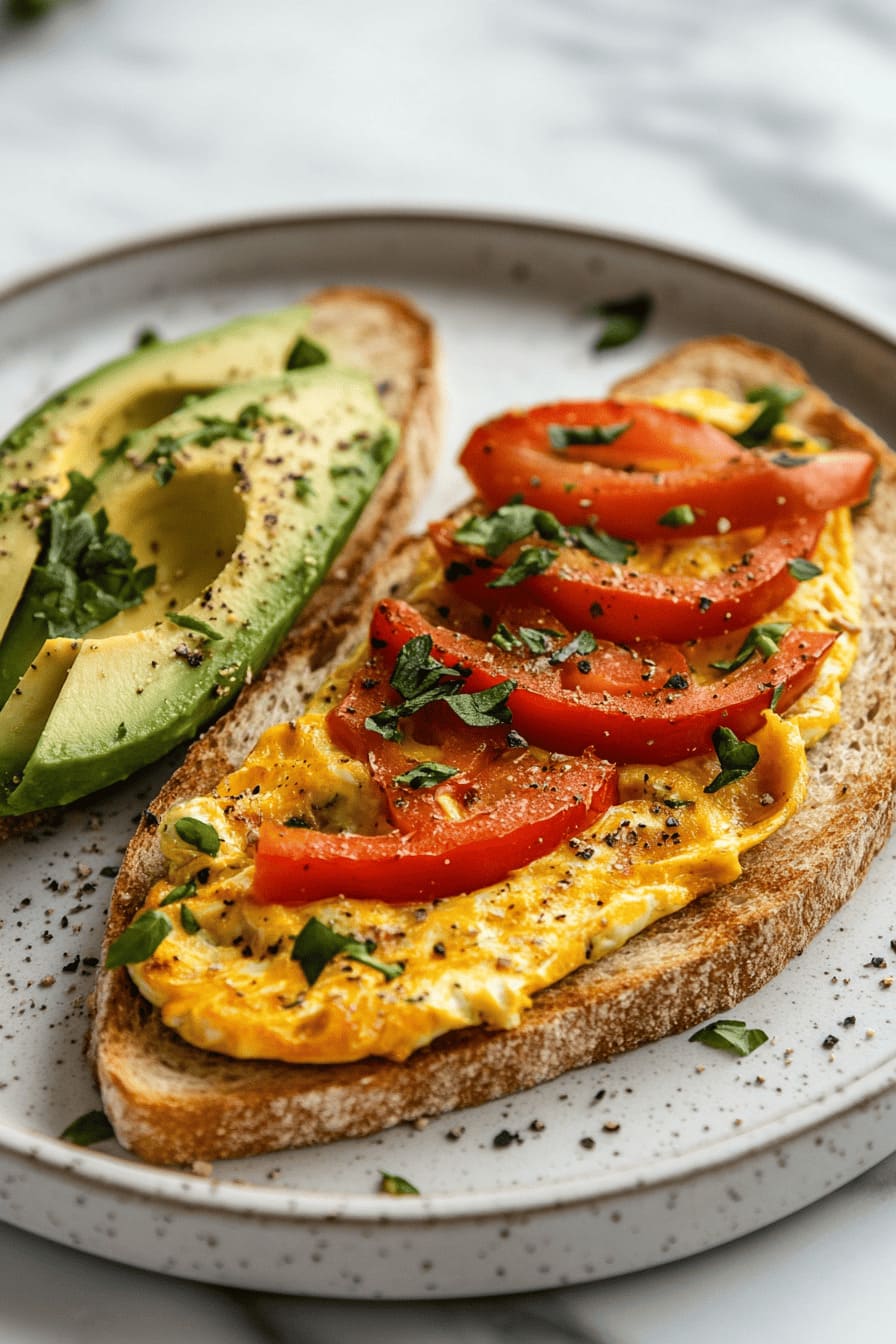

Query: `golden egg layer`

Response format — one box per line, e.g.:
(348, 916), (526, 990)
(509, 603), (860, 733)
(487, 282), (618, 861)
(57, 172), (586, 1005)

(129, 389), (860, 1064)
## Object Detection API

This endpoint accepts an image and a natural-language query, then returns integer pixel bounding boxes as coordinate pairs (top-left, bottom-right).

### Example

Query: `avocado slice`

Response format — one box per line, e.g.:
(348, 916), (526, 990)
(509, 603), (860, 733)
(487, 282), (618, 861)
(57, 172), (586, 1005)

(0, 367), (397, 814)
(0, 304), (312, 643)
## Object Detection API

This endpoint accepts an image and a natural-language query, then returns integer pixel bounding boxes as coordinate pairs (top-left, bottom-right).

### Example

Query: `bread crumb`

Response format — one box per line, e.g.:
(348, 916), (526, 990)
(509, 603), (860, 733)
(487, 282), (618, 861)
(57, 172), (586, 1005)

(191, 1160), (213, 1178)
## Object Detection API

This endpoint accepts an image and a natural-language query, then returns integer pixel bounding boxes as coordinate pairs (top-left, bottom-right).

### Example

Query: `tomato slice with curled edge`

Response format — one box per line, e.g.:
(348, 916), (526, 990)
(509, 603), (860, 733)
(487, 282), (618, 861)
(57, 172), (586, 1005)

(252, 730), (618, 906)
(460, 400), (875, 538)
(367, 598), (838, 765)
(429, 512), (825, 644)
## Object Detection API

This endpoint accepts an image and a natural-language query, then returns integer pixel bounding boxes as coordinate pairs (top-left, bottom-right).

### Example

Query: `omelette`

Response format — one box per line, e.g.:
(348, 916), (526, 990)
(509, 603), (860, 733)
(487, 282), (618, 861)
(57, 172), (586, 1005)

(126, 390), (861, 1064)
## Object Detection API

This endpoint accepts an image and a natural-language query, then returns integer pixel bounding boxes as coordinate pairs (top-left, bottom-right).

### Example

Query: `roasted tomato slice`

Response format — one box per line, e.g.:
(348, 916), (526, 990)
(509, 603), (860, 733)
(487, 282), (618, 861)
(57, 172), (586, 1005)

(430, 512), (825, 643)
(253, 717), (618, 906)
(367, 598), (837, 765)
(460, 400), (874, 537)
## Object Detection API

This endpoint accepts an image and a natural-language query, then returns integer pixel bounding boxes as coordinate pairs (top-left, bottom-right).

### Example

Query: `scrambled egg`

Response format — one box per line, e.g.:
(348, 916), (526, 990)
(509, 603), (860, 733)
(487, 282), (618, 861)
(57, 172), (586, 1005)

(128, 389), (861, 1064)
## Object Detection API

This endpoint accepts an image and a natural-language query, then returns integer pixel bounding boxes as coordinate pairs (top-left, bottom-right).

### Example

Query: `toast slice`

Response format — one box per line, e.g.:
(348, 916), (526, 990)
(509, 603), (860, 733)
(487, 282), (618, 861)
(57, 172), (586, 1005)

(0, 286), (439, 841)
(93, 337), (896, 1165)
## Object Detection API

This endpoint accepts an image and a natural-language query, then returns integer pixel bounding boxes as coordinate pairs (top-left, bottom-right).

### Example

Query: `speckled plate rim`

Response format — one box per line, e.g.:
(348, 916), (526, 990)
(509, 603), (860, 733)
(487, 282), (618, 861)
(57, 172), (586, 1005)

(1, 207), (894, 1226)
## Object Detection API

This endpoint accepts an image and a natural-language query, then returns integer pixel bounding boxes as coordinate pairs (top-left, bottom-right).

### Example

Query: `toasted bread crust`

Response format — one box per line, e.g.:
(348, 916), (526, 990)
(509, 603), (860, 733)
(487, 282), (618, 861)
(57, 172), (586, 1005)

(94, 337), (896, 1165)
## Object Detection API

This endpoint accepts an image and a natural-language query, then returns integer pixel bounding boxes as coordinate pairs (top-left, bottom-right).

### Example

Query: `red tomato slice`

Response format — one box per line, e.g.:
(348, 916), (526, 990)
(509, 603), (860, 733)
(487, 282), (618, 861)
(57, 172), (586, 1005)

(460, 400), (874, 538)
(429, 513), (825, 643)
(253, 747), (617, 906)
(368, 598), (837, 765)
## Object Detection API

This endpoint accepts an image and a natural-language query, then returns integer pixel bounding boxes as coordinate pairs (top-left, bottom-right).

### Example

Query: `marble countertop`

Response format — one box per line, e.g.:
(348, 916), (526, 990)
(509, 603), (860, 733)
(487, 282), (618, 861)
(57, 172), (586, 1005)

(0, 0), (894, 1339)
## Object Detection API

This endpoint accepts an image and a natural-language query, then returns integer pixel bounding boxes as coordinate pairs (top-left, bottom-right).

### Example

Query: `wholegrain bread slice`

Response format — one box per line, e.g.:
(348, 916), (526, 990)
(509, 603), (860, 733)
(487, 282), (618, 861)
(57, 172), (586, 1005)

(93, 337), (896, 1165)
(0, 285), (438, 841)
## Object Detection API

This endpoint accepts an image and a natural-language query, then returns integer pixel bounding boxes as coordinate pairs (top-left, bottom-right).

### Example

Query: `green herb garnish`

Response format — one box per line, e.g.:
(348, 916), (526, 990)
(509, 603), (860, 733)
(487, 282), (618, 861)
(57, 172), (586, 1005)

(710, 622), (790, 674)
(788, 557), (823, 582)
(159, 880), (197, 907)
(491, 622), (523, 653)
(59, 1110), (114, 1146)
(134, 327), (161, 349)
(733, 385), (804, 449)
(379, 1172), (420, 1196)
(393, 761), (459, 790)
(144, 403), (266, 486)
(548, 421), (632, 451)
(180, 904), (201, 935)
(166, 612), (224, 641)
(658, 504), (696, 528)
(291, 916), (403, 986)
(174, 817), (221, 856)
(770, 683), (784, 711)
(569, 525), (637, 564)
(285, 335), (328, 370)
(518, 626), (564, 655)
(589, 292), (653, 351)
(0, 482), (43, 515)
(488, 546), (556, 588)
(105, 909), (172, 968)
(294, 475), (314, 501)
(704, 726), (759, 794)
(455, 502), (563, 559)
(549, 630), (598, 665)
(365, 634), (515, 742)
(11, 470), (155, 641)
(690, 1019), (769, 1057)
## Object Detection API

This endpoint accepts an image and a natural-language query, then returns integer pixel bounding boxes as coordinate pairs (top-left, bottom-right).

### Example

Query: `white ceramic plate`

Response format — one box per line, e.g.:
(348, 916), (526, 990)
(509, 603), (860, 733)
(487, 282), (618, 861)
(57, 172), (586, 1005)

(0, 212), (894, 1299)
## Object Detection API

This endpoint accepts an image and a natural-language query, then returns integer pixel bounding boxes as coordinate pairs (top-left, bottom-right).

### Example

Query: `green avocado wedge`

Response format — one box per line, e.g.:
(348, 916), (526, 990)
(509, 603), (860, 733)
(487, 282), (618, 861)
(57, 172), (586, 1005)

(0, 304), (312, 644)
(0, 367), (397, 815)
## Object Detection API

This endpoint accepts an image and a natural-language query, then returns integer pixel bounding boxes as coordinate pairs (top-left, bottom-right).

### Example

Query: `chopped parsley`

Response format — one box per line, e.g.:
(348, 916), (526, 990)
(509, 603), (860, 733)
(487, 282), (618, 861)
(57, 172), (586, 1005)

(547, 420), (632, 451)
(393, 761), (459, 790)
(174, 816), (221, 856)
(144, 402), (266, 486)
(733, 385), (804, 449)
(569, 525), (637, 564)
(704, 726), (759, 794)
(285, 334), (328, 370)
(658, 504), (696, 528)
(588, 292), (653, 351)
(159, 879), (197, 907)
(491, 622), (523, 653)
(379, 1172), (420, 1196)
(549, 630), (598, 665)
(14, 471), (155, 640)
(710, 622), (790, 674)
(291, 916), (403, 986)
(59, 1110), (114, 1146)
(0, 482), (43, 515)
(487, 545), (556, 588)
(166, 612), (223, 641)
(518, 625), (564, 655)
(105, 909), (172, 968)
(788, 557), (823, 582)
(690, 1019), (768, 1057)
(180, 904), (201, 935)
(455, 501), (563, 559)
(365, 633), (515, 742)
(134, 326), (161, 349)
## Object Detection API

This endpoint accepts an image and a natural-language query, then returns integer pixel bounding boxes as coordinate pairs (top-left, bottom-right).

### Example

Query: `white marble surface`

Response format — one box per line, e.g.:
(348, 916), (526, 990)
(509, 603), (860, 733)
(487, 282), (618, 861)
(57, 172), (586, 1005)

(0, 0), (894, 1338)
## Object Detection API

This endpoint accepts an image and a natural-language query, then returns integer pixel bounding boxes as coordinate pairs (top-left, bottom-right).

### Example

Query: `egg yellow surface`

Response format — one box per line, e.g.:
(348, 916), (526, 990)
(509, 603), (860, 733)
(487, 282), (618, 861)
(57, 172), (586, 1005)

(128, 389), (861, 1064)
